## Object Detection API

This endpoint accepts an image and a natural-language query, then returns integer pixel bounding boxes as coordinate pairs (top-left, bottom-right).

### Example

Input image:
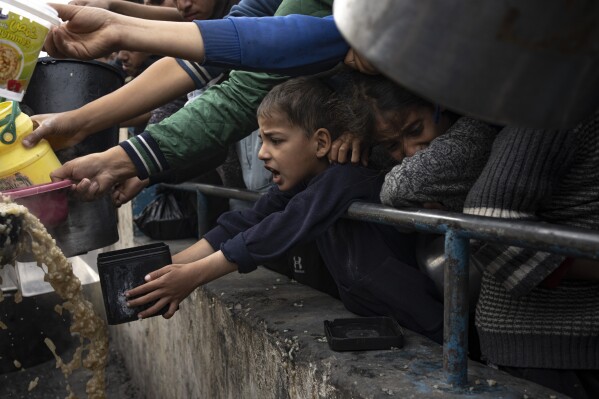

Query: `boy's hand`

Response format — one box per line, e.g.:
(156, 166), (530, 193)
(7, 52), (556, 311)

(112, 177), (149, 207)
(24, 112), (85, 149)
(125, 251), (237, 319)
(125, 263), (202, 319)
(50, 146), (137, 201)
(45, 4), (122, 60)
(329, 132), (369, 166)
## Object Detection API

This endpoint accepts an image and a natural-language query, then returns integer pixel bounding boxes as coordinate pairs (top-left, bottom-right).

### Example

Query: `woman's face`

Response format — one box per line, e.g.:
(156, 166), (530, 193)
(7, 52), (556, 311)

(375, 107), (451, 161)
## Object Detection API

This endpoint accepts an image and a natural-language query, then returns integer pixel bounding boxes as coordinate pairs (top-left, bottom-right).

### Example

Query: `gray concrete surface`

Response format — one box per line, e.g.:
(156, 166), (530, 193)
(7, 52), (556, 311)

(111, 264), (566, 399)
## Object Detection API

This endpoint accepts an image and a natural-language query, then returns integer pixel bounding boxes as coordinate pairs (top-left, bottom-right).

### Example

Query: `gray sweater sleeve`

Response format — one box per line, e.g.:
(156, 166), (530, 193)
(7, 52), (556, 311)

(380, 117), (498, 212)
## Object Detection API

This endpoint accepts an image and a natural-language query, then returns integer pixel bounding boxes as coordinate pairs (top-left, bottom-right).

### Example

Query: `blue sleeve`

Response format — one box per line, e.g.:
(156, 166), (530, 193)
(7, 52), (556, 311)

(194, 15), (348, 75)
(217, 165), (383, 273)
(173, 0), (282, 83)
(203, 185), (296, 256)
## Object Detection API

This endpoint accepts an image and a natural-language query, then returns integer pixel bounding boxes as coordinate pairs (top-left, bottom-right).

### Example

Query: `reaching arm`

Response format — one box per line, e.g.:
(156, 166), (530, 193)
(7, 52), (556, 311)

(45, 4), (205, 61)
(210, 165), (382, 273)
(171, 238), (216, 264)
(69, 0), (184, 21)
(125, 250), (238, 319)
(46, 4), (346, 74)
(24, 57), (197, 149)
(46, 0), (335, 195)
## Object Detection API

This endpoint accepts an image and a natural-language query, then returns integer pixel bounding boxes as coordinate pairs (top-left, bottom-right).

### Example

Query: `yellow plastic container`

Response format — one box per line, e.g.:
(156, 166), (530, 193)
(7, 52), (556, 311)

(0, 101), (61, 190)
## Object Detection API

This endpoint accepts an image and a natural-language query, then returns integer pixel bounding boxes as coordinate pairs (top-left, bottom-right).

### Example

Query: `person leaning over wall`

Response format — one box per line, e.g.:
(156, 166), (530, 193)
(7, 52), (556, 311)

(122, 75), (445, 343)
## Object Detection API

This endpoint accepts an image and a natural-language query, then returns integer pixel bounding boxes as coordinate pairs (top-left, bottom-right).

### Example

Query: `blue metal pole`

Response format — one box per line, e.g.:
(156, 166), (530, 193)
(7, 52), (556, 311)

(443, 230), (470, 386)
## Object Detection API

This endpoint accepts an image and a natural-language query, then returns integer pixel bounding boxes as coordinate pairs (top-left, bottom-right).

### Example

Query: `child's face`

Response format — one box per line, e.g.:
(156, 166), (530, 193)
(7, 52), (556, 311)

(258, 111), (329, 191)
(176, 0), (217, 21)
(376, 107), (450, 161)
(117, 50), (150, 77)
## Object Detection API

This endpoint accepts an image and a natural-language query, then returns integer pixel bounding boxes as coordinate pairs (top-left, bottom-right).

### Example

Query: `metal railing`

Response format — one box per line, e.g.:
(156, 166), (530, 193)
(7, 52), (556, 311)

(161, 182), (599, 387)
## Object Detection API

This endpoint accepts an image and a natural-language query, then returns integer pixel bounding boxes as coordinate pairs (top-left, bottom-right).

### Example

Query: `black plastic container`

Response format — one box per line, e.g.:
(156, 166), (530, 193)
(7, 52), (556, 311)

(324, 317), (404, 351)
(22, 58), (124, 257)
(97, 243), (171, 325)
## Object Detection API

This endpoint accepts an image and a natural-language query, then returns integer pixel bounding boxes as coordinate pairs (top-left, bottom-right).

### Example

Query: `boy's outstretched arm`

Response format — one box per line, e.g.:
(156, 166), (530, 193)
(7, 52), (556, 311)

(45, 4), (204, 61)
(70, 0), (185, 21)
(171, 238), (216, 264)
(124, 249), (237, 319)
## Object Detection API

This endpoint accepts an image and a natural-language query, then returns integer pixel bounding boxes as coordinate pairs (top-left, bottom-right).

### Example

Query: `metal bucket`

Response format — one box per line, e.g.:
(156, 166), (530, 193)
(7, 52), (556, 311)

(334, 0), (599, 128)
(21, 58), (124, 257)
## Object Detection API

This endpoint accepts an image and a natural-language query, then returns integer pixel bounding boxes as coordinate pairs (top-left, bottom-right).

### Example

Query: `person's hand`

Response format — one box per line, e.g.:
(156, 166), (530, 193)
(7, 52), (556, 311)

(68, 0), (113, 10)
(329, 132), (369, 166)
(44, 4), (122, 60)
(112, 177), (149, 207)
(50, 146), (137, 201)
(124, 263), (201, 319)
(23, 112), (86, 150)
(344, 48), (379, 75)
(125, 251), (237, 319)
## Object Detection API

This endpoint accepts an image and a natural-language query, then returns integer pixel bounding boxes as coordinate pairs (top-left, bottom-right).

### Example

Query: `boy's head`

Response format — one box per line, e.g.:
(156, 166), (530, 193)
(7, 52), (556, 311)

(349, 73), (456, 161)
(172, 0), (222, 22)
(257, 76), (350, 191)
(117, 50), (153, 77)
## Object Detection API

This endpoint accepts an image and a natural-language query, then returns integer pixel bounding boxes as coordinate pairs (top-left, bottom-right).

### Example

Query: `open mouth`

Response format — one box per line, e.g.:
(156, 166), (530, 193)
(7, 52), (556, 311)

(264, 165), (281, 183)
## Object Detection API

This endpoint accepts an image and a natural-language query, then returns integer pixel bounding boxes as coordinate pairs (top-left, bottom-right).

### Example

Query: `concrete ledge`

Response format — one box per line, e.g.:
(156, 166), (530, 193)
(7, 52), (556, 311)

(109, 265), (565, 398)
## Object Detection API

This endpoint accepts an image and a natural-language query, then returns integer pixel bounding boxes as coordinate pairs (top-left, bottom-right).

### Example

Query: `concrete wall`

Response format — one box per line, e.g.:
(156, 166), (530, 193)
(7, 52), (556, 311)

(110, 267), (565, 399)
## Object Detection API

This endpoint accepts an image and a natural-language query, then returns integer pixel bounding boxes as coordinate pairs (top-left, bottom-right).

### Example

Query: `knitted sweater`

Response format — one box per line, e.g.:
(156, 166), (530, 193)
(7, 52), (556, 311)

(380, 117), (498, 211)
(463, 111), (599, 369)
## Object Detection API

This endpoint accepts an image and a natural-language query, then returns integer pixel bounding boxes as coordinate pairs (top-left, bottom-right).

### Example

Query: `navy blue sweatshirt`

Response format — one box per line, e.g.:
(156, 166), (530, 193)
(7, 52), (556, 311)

(204, 164), (444, 342)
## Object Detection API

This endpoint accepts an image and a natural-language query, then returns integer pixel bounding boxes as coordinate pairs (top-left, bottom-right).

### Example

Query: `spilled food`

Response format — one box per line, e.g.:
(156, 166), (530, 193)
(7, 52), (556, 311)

(0, 198), (109, 399)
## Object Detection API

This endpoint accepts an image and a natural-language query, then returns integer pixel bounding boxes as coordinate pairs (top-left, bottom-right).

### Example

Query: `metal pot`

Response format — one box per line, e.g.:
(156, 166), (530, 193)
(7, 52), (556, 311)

(334, 0), (599, 128)
(21, 58), (124, 257)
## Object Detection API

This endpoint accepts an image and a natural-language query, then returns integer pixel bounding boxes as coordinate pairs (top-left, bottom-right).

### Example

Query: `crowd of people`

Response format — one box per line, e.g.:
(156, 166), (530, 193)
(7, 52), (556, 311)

(25, 0), (599, 397)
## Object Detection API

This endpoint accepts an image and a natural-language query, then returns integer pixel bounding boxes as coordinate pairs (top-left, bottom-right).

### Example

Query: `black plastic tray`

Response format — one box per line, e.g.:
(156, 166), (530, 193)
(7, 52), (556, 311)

(324, 317), (404, 351)
(98, 243), (171, 325)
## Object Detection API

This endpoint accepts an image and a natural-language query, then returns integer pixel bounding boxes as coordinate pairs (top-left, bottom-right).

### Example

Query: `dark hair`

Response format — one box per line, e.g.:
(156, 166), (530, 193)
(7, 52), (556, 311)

(338, 71), (459, 144)
(257, 76), (353, 141)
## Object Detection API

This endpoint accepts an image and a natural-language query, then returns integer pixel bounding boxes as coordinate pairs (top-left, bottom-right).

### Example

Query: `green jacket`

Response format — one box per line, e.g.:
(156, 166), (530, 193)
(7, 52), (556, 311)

(120, 0), (334, 179)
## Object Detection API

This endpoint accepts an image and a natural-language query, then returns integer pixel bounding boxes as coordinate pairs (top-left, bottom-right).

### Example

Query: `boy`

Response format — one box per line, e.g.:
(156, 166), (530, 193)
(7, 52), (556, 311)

(125, 76), (444, 343)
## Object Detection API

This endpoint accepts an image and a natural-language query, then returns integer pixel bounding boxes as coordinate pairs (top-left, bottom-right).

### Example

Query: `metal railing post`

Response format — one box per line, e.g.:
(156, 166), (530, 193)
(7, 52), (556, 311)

(443, 230), (470, 387)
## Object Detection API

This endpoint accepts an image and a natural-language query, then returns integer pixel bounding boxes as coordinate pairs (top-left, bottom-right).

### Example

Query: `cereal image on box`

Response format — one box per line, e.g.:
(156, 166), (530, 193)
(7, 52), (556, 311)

(0, 42), (22, 84)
